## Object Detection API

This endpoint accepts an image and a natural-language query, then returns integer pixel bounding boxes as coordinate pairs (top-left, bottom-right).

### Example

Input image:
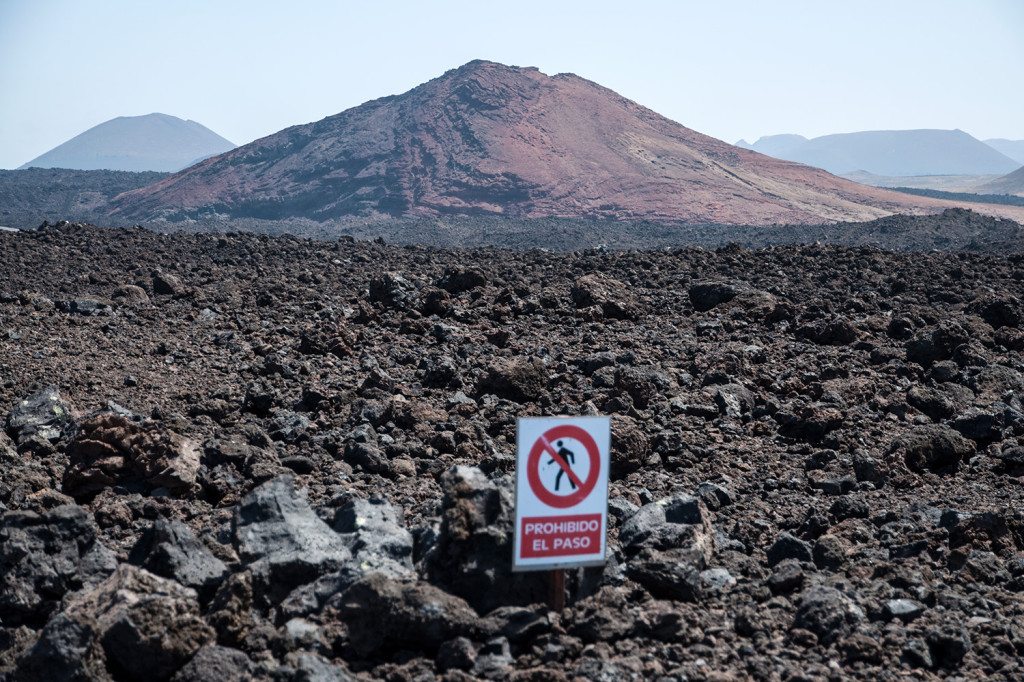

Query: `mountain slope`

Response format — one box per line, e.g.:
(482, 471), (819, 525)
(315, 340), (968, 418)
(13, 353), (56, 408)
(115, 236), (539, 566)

(741, 129), (1020, 176)
(21, 113), (236, 172)
(0, 168), (169, 228)
(112, 61), (990, 225)
(985, 139), (1024, 166)
(977, 165), (1024, 196)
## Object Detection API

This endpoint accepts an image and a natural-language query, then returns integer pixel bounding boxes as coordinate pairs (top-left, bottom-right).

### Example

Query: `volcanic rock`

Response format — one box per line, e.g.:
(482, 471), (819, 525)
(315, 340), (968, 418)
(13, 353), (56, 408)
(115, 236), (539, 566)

(898, 425), (976, 474)
(335, 573), (481, 657)
(796, 316), (858, 346)
(128, 519), (228, 603)
(689, 282), (739, 312)
(927, 624), (971, 669)
(151, 269), (187, 297)
(436, 636), (477, 672)
(478, 357), (547, 403)
(6, 387), (73, 445)
(429, 466), (545, 612)
(63, 411), (200, 497)
(619, 493), (715, 601)
(767, 532), (814, 566)
(368, 271), (418, 310)
(571, 274), (639, 320)
(0, 504), (117, 626)
(4, 223), (1024, 679)
(11, 613), (112, 681)
(169, 645), (256, 682)
(332, 496), (414, 569)
(884, 598), (926, 622)
(232, 476), (351, 605)
(768, 559), (805, 594)
(53, 564), (214, 681)
(436, 266), (487, 294)
(793, 585), (864, 644)
(56, 298), (113, 316)
(111, 284), (149, 304)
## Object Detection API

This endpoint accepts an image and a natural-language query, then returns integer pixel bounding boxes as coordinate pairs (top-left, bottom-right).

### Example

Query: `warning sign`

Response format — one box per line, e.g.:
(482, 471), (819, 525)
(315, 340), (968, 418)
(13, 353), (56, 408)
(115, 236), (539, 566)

(513, 416), (610, 571)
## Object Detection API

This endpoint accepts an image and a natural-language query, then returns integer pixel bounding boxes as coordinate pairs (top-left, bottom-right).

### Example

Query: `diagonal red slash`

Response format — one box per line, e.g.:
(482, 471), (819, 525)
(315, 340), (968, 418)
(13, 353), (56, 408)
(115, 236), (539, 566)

(539, 434), (584, 491)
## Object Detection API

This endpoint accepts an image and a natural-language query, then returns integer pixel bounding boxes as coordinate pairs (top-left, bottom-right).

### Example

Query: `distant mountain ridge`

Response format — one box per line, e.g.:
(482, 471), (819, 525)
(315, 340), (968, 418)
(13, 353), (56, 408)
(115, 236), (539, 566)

(20, 113), (235, 172)
(735, 134), (806, 158)
(737, 129), (1019, 176)
(109, 60), (986, 226)
(984, 139), (1024, 166)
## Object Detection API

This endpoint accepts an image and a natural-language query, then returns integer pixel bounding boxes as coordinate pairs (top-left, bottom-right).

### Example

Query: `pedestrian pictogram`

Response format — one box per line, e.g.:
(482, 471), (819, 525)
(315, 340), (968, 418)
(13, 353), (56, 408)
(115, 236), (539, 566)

(514, 416), (610, 571)
(525, 424), (601, 508)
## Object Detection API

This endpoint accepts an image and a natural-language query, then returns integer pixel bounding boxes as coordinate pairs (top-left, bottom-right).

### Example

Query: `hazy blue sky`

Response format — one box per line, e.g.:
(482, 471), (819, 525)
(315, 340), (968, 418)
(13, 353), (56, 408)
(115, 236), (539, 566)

(1, 0), (1022, 169)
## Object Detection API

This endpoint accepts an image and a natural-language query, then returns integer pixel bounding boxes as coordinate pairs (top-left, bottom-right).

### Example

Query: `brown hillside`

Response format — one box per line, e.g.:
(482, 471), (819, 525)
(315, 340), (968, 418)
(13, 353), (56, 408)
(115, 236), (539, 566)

(110, 61), (1022, 225)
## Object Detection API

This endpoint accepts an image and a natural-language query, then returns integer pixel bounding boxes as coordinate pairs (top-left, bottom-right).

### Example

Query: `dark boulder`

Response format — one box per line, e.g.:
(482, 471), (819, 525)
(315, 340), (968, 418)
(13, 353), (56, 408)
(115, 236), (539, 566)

(368, 271), (418, 309)
(571, 274), (640, 320)
(11, 613), (111, 681)
(335, 573), (481, 657)
(906, 321), (971, 367)
(970, 295), (1022, 329)
(0, 504), (117, 626)
(333, 496), (414, 569)
(79, 565), (212, 680)
(429, 466), (545, 612)
(477, 357), (548, 403)
(767, 559), (804, 594)
(281, 496), (418, 618)
(232, 476), (351, 606)
(169, 645), (255, 682)
(776, 402), (845, 443)
(897, 425), (976, 475)
(688, 281), (739, 312)
(906, 384), (971, 421)
(627, 547), (705, 601)
(711, 383), (756, 418)
(6, 386), (73, 445)
(615, 366), (672, 408)
(926, 624), (971, 669)
(152, 270), (188, 297)
(792, 585), (863, 644)
(619, 494), (713, 559)
(884, 598), (926, 623)
(111, 284), (149, 304)
(128, 519), (228, 603)
(437, 266), (487, 294)
(796, 317), (858, 346)
(620, 493), (714, 601)
(419, 353), (462, 389)
(610, 415), (653, 478)
(56, 298), (113, 316)
(767, 532), (814, 566)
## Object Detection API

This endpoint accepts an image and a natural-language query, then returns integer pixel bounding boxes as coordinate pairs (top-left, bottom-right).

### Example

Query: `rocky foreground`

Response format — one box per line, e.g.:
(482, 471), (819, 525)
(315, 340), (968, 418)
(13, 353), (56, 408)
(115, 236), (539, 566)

(1, 223), (1024, 680)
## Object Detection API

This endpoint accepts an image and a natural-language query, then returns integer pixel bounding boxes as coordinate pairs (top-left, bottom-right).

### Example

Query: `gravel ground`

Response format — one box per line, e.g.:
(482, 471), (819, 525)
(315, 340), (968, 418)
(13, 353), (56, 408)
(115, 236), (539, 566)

(1, 223), (1023, 680)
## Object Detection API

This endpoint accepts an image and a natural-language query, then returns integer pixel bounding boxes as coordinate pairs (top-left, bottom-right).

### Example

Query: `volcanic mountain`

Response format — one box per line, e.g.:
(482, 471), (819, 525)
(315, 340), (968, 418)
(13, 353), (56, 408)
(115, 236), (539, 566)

(111, 61), (994, 225)
(21, 113), (235, 173)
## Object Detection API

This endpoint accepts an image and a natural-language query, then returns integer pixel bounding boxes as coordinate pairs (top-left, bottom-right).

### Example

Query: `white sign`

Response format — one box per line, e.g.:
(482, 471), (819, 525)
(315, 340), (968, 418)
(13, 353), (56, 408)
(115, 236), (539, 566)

(513, 416), (610, 571)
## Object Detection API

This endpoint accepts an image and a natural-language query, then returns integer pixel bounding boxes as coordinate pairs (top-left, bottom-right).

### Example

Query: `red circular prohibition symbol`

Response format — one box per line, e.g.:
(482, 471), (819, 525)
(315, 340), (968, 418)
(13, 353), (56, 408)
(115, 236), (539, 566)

(527, 425), (601, 508)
